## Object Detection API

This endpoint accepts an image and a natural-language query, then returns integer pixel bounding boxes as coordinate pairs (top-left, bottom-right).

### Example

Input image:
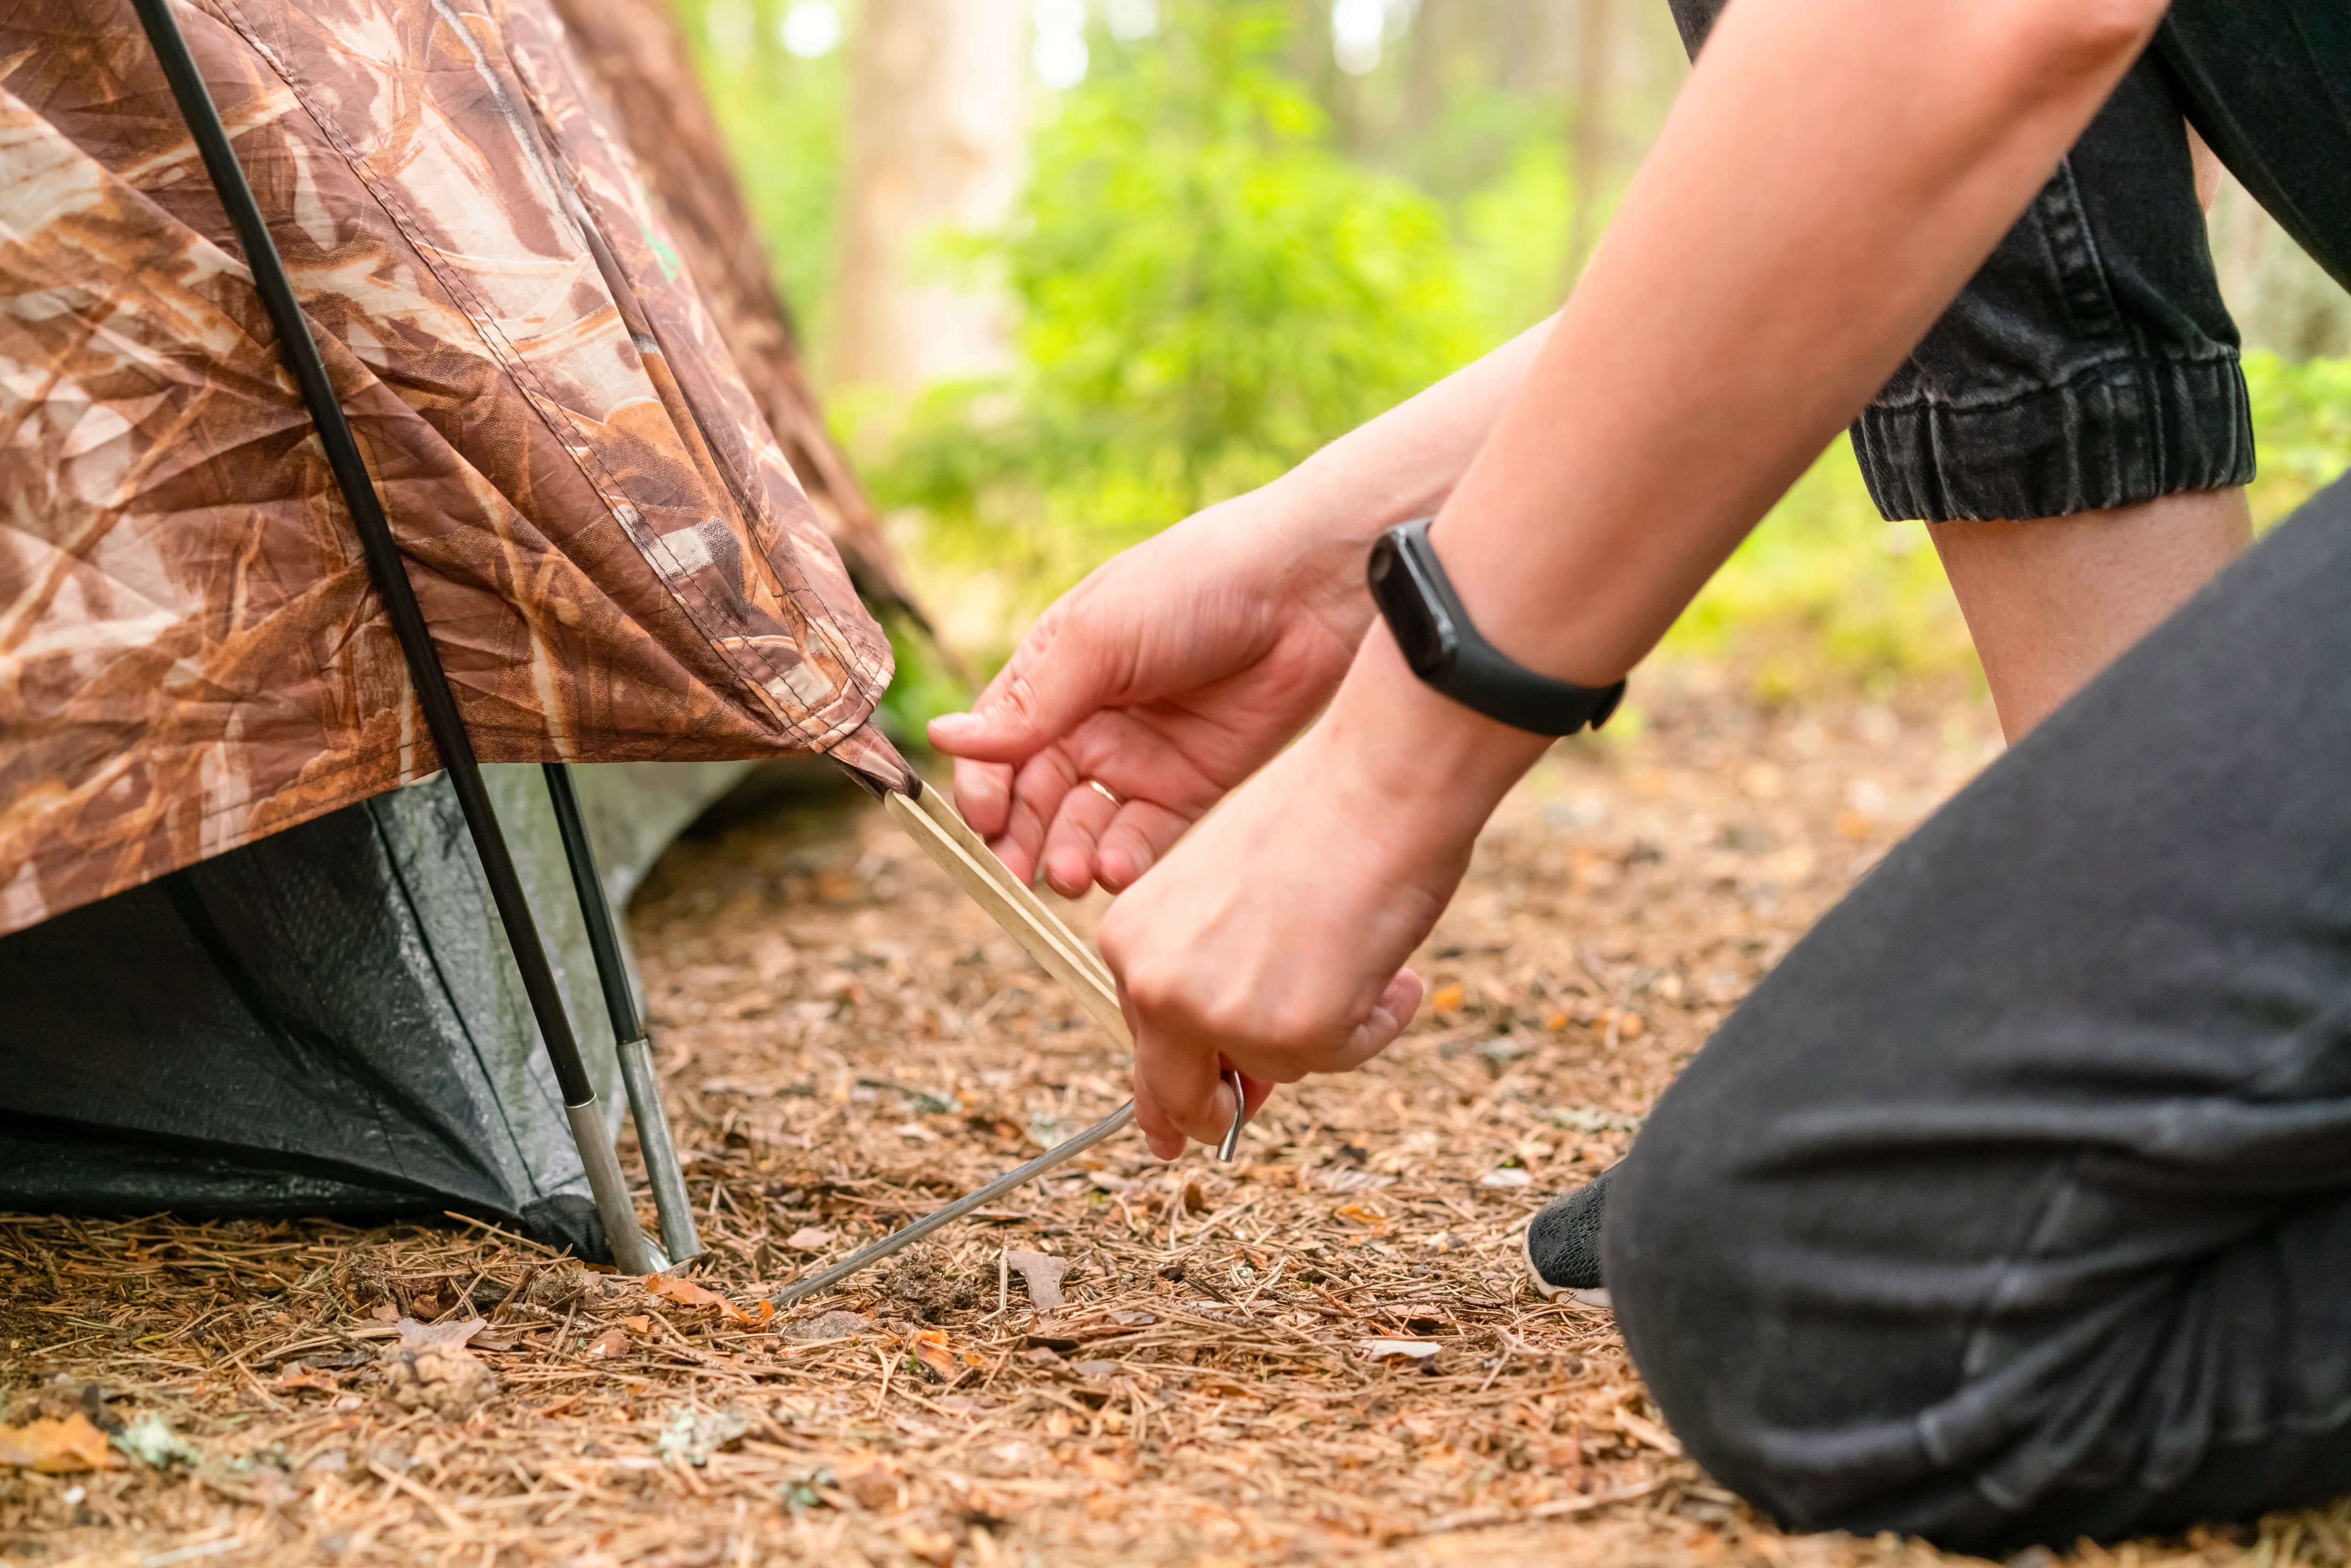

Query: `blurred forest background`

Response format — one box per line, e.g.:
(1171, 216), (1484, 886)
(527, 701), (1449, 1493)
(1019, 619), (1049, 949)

(670, 0), (2351, 719)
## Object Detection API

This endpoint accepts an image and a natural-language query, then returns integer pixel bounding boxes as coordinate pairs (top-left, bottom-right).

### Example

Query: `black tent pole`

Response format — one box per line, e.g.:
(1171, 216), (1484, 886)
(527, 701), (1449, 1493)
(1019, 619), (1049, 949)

(128, 0), (664, 1275)
(542, 763), (704, 1263)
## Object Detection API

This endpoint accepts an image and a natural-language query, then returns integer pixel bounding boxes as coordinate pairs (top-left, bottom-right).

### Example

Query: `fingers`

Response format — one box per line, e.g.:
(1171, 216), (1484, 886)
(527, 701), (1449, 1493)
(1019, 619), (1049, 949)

(950, 757), (1017, 840)
(1043, 788), (1189, 895)
(1132, 1031), (1244, 1159)
(1134, 1068), (1274, 1163)
(1235, 1068), (1276, 1124)
(927, 602), (1121, 767)
(1125, 960), (1417, 1160)
(1132, 1083), (1190, 1161)
(1093, 799), (1187, 891)
(995, 747), (1079, 888)
(1039, 763), (1120, 898)
(1342, 968), (1424, 1069)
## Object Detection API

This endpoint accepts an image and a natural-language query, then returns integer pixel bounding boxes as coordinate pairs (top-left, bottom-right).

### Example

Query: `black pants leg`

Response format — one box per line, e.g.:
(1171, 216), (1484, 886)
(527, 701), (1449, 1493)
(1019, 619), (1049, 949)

(1668, 0), (2254, 525)
(1607, 481), (2351, 1554)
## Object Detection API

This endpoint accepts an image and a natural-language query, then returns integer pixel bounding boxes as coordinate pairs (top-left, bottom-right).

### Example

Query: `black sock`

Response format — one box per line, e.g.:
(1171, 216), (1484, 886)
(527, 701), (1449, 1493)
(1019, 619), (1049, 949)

(1526, 1164), (1615, 1290)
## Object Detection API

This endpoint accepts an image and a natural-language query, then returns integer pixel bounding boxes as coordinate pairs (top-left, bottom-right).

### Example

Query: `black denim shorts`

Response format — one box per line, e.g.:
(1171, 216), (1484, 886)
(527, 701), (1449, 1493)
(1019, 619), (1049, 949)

(1668, 0), (2351, 523)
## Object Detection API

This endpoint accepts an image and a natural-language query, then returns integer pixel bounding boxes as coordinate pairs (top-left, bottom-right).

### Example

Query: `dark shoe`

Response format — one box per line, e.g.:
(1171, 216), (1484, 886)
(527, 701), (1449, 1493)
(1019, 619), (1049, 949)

(1523, 1165), (1615, 1307)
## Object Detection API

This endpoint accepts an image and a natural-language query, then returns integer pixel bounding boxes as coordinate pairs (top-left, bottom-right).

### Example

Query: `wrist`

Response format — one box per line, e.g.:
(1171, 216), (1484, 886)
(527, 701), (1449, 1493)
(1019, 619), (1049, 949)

(1241, 468), (1385, 641)
(1310, 623), (1553, 850)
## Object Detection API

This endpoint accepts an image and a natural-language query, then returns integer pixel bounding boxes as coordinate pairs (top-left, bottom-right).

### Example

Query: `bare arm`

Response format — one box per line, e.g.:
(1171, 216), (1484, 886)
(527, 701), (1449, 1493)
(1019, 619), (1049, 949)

(1438, 0), (2171, 689)
(1280, 314), (1560, 564)
(1094, 0), (2173, 1155)
(929, 315), (1557, 891)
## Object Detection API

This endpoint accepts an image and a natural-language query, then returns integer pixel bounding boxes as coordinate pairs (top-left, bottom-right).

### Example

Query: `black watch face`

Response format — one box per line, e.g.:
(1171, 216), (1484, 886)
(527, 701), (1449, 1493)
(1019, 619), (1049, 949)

(1367, 530), (1454, 679)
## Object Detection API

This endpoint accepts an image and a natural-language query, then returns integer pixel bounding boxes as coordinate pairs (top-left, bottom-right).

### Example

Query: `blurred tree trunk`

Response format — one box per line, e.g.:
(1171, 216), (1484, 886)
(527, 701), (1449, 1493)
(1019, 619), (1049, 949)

(1495, 0), (1567, 93)
(549, 0), (929, 621)
(1565, 0), (1615, 282)
(2208, 173), (2351, 360)
(1402, 0), (1450, 134)
(829, 0), (1030, 396)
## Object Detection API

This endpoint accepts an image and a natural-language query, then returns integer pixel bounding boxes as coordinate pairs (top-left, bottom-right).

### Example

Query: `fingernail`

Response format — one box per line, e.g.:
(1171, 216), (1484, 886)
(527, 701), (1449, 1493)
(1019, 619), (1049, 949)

(927, 712), (981, 743)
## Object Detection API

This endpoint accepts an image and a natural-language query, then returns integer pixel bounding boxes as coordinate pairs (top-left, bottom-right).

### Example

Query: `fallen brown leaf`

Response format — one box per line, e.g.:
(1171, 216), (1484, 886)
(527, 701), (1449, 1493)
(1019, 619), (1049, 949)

(907, 1329), (961, 1381)
(269, 1362), (340, 1394)
(0, 1412), (116, 1473)
(649, 1275), (727, 1310)
(1004, 1250), (1068, 1311)
(650, 1274), (773, 1329)
(836, 1456), (899, 1510)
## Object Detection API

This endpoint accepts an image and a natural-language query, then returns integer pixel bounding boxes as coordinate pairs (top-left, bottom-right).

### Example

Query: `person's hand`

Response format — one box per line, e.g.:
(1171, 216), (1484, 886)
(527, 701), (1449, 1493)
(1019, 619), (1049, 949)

(1098, 630), (1549, 1156)
(926, 486), (1373, 895)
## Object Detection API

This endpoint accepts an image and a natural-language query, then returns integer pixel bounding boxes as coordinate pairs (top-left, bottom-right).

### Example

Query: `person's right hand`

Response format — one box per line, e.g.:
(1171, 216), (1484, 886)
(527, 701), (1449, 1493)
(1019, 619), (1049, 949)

(926, 486), (1375, 895)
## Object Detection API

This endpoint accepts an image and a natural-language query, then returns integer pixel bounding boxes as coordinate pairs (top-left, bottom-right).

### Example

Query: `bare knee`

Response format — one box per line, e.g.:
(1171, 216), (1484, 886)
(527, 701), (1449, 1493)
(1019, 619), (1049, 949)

(1931, 486), (2250, 741)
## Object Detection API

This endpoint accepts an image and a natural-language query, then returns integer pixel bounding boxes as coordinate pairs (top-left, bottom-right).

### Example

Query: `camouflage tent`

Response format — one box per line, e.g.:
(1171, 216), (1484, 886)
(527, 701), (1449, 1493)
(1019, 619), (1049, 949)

(0, 0), (916, 1247)
(0, 0), (915, 934)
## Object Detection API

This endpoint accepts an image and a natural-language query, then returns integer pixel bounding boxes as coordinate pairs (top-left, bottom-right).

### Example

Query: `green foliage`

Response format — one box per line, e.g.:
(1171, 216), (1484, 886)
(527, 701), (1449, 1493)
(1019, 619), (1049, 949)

(1666, 352), (2351, 702)
(871, 2), (1481, 624)
(673, 5), (2351, 711)
(1458, 141), (1574, 344)
(2243, 349), (2351, 529)
(872, 620), (976, 748)
(673, 0), (851, 356)
(1663, 439), (1977, 702)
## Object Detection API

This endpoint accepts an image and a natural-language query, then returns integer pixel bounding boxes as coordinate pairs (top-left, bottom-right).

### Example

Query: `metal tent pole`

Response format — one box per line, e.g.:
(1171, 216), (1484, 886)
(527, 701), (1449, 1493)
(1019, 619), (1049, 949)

(542, 763), (704, 1264)
(129, 0), (664, 1276)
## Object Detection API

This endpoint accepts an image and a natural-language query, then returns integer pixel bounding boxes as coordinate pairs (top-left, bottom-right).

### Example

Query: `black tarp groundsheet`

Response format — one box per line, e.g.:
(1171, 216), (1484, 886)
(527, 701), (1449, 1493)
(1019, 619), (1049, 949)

(0, 762), (749, 1259)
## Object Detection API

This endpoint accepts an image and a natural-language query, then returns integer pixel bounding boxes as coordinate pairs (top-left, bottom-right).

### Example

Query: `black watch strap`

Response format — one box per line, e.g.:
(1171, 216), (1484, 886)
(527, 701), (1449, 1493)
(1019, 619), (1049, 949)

(1366, 517), (1625, 737)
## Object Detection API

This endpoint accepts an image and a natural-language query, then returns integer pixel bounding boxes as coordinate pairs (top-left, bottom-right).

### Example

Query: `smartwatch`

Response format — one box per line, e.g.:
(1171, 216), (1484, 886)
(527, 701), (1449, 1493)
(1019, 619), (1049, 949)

(1366, 517), (1625, 737)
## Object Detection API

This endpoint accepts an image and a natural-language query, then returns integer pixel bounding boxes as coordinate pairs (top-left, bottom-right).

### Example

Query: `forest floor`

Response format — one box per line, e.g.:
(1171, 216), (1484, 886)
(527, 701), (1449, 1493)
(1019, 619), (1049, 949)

(5, 669), (2345, 1568)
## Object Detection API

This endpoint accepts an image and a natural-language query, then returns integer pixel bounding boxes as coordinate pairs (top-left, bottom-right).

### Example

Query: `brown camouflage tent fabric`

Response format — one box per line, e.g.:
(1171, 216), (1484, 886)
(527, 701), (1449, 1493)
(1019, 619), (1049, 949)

(544, 0), (930, 627)
(0, 0), (913, 938)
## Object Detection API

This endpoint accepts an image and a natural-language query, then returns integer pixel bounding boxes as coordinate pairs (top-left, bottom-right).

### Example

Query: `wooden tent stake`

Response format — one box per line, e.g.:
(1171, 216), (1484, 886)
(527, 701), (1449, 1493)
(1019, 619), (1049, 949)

(768, 779), (1244, 1311)
(883, 784), (1127, 1044)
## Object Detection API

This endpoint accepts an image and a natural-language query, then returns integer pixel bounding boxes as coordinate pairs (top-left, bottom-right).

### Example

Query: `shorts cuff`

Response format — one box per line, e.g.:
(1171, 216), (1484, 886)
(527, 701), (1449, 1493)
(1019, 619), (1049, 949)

(1853, 353), (2255, 523)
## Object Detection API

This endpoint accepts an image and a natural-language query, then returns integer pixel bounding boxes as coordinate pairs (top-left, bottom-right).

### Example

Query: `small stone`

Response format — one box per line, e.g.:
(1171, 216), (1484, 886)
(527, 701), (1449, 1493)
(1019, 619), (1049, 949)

(1357, 1339), (1442, 1361)
(784, 1310), (876, 1341)
(380, 1340), (496, 1420)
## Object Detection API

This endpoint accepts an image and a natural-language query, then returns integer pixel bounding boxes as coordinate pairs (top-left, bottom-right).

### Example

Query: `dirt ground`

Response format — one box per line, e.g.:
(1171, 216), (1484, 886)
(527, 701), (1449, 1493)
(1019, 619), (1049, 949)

(5, 668), (2345, 1568)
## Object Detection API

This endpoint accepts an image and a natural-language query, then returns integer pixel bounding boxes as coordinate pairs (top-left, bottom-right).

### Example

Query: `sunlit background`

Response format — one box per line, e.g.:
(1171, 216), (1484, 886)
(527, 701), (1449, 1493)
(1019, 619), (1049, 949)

(672, 0), (2351, 723)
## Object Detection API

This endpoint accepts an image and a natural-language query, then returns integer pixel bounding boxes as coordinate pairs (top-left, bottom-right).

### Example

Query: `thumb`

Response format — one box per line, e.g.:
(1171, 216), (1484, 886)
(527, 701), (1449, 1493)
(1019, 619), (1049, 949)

(927, 608), (1123, 765)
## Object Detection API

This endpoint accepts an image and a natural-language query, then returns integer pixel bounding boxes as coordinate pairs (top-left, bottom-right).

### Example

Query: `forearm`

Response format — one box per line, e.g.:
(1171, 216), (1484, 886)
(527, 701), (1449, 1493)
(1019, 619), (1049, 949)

(1283, 315), (1558, 532)
(1256, 316), (1559, 619)
(1436, 0), (2169, 688)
